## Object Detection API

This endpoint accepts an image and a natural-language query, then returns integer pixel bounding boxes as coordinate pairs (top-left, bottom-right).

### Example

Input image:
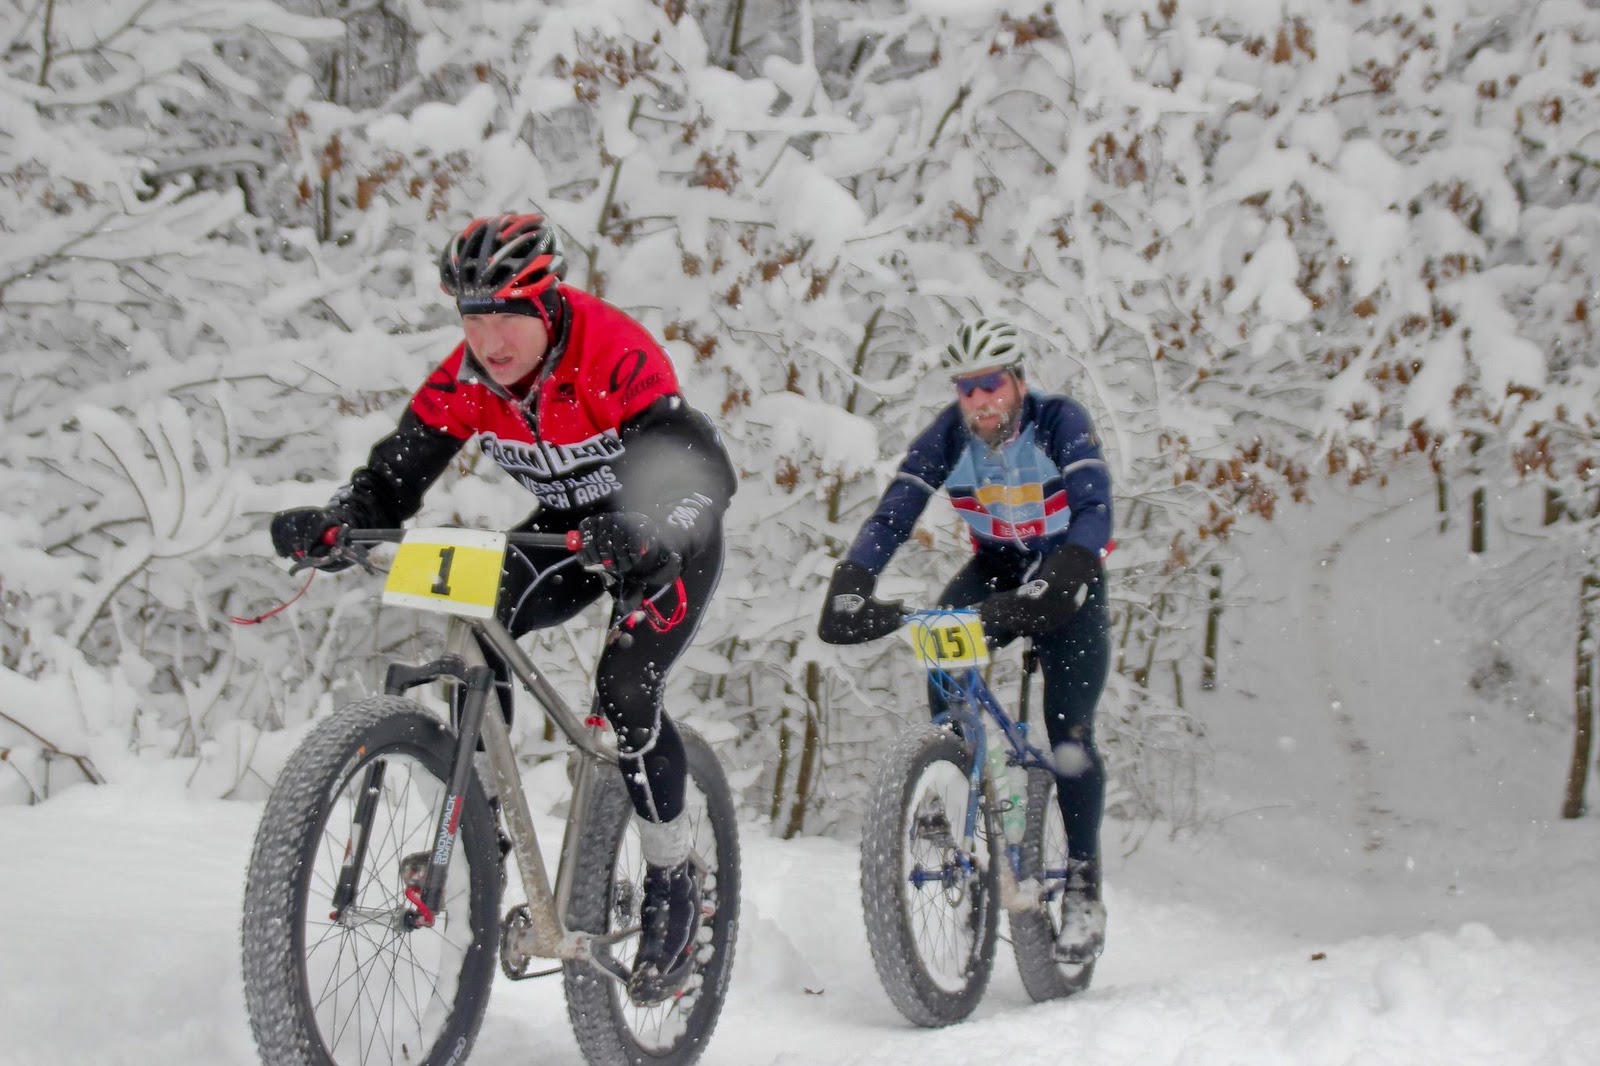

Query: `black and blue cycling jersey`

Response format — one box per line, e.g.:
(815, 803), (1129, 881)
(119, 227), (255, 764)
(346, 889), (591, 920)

(846, 390), (1113, 574)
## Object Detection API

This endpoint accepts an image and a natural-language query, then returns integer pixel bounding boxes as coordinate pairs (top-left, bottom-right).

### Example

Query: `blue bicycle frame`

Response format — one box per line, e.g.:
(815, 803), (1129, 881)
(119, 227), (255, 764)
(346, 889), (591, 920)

(909, 608), (1068, 910)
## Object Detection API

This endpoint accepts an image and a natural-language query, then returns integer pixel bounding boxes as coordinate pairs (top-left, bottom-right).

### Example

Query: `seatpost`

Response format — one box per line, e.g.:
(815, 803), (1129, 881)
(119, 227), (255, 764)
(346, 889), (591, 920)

(1018, 641), (1038, 725)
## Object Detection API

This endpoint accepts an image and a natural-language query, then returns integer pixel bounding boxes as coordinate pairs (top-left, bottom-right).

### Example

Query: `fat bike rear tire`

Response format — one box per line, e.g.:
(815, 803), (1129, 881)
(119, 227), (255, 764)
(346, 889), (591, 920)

(562, 728), (740, 1066)
(1010, 767), (1096, 1002)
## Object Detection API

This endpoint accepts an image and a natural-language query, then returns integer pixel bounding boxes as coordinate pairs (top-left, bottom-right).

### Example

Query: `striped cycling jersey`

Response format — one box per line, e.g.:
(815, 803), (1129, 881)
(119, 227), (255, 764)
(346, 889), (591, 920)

(947, 422), (1075, 541)
(846, 391), (1112, 574)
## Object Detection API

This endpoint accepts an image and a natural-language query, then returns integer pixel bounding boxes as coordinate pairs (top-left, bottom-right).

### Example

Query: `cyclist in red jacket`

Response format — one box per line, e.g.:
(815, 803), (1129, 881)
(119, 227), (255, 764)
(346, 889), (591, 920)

(269, 214), (736, 1003)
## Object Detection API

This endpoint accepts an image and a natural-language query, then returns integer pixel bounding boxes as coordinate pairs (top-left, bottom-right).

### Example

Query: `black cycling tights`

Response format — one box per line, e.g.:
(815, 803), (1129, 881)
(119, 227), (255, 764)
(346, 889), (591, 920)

(479, 523), (723, 825)
(930, 553), (1112, 863)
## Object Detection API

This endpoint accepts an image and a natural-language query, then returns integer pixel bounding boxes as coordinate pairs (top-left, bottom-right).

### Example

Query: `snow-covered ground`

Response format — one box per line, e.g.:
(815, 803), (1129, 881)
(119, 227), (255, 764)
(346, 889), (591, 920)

(5, 477), (1598, 1066)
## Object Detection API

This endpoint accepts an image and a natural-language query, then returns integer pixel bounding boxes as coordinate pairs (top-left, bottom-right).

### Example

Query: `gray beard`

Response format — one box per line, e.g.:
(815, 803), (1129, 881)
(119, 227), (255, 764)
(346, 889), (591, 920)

(965, 409), (1020, 448)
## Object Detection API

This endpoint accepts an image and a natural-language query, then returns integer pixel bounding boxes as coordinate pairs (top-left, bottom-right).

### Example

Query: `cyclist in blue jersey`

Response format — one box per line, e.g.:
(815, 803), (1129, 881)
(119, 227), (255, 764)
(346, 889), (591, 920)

(818, 316), (1113, 964)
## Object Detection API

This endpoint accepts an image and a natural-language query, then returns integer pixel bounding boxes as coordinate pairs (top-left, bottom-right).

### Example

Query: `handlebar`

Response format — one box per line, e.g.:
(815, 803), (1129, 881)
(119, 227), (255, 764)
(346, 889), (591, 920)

(272, 525), (685, 644)
(341, 528), (582, 551)
(290, 527), (584, 575)
(900, 606), (974, 624)
(292, 526), (668, 633)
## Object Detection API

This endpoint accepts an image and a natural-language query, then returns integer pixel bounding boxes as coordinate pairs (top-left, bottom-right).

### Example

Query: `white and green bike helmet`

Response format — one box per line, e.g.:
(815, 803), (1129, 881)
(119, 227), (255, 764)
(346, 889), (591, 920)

(942, 316), (1026, 377)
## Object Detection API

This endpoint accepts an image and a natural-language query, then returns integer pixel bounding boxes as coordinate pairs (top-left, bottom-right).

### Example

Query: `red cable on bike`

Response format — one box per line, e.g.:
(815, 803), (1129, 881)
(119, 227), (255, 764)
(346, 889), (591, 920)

(404, 886), (436, 927)
(229, 571), (317, 626)
(636, 578), (687, 633)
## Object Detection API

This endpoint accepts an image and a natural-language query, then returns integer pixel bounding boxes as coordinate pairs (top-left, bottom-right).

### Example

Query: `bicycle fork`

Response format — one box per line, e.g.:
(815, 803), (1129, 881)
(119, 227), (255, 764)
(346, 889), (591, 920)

(327, 655), (500, 928)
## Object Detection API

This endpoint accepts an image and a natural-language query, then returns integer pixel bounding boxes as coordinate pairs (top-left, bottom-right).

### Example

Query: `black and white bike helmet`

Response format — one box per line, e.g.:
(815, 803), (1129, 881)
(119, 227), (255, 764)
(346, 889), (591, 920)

(942, 316), (1025, 376)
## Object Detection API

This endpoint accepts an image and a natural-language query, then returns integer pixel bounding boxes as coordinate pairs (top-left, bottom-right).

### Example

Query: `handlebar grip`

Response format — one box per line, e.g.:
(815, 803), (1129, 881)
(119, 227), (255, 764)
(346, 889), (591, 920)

(566, 529), (585, 553)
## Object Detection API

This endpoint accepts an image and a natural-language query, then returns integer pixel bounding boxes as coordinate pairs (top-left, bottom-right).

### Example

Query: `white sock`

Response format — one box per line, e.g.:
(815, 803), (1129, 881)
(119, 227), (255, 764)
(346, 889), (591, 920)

(634, 812), (690, 868)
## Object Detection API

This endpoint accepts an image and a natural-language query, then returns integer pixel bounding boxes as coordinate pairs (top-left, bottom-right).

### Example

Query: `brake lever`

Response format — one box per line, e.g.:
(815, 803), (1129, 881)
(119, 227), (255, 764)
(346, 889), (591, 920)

(606, 579), (647, 647)
(286, 534), (375, 576)
(287, 557), (318, 576)
(350, 544), (378, 576)
(574, 535), (681, 647)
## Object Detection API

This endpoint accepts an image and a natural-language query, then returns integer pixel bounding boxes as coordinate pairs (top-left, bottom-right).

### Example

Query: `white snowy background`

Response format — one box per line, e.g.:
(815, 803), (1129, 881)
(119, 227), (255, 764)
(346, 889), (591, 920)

(4, 479), (1597, 1064)
(2, 0), (1598, 1062)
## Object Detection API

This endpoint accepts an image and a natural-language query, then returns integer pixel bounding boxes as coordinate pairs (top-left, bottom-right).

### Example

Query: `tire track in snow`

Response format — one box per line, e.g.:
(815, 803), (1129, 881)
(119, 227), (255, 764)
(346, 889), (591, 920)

(1305, 502), (1407, 861)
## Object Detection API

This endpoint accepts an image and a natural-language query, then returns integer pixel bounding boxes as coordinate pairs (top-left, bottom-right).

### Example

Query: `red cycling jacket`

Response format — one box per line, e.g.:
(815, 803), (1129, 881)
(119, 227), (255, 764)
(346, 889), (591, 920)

(327, 286), (735, 556)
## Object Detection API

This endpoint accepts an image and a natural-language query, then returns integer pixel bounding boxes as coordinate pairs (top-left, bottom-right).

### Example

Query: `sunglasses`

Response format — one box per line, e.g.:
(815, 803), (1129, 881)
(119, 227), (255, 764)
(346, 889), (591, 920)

(953, 368), (1013, 397)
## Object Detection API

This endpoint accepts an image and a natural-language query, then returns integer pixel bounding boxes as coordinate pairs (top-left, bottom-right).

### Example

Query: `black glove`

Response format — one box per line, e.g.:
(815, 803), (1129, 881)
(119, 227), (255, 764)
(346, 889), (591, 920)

(818, 561), (906, 645)
(577, 511), (681, 584)
(977, 544), (1100, 635)
(269, 506), (351, 570)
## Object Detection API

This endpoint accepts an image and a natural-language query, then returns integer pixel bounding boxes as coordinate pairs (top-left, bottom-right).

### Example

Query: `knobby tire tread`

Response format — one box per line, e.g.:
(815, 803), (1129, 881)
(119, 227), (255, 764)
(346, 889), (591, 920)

(241, 696), (499, 1066)
(562, 728), (740, 1066)
(859, 725), (1000, 1028)
(1010, 767), (1096, 1002)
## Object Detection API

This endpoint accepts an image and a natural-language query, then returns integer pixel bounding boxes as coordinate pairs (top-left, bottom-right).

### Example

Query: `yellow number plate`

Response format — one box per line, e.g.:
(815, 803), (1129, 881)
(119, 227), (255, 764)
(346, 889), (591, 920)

(381, 528), (507, 619)
(906, 611), (989, 668)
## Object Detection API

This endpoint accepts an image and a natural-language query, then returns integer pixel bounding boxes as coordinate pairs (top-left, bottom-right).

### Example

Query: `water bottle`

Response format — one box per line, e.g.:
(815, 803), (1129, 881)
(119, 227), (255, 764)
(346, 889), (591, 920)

(1001, 723), (1028, 843)
(986, 723), (1028, 845)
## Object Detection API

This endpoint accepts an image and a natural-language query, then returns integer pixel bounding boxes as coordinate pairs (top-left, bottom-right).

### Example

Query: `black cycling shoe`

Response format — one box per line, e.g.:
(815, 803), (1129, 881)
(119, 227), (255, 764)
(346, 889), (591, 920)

(628, 860), (703, 1005)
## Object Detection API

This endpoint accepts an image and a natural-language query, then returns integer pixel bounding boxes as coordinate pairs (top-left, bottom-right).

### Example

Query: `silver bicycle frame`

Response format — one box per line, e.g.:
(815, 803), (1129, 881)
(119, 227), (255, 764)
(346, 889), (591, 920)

(442, 614), (625, 966)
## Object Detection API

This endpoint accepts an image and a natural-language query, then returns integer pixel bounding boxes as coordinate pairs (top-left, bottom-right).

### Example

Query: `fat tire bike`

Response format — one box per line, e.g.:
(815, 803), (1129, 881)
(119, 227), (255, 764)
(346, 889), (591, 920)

(240, 527), (739, 1066)
(859, 608), (1094, 1027)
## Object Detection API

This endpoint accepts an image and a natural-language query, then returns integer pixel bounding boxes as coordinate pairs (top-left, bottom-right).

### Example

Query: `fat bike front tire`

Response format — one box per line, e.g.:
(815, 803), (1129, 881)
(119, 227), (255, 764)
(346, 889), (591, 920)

(859, 725), (1001, 1027)
(1010, 767), (1096, 1001)
(241, 696), (501, 1066)
(563, 728), (740, 1066)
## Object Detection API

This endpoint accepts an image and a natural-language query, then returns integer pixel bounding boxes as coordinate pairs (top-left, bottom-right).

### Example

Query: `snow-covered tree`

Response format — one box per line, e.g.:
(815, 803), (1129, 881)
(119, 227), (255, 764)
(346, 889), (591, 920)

(6, 0), (1594, 825)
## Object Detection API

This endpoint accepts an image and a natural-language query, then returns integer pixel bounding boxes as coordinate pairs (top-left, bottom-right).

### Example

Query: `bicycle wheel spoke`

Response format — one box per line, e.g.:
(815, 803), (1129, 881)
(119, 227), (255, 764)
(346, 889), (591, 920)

(861, 727), (1000, 1026)
(900, 757), (985, 991)
(563, 728), (738, 1064)
(244, 700), (499, 1066)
